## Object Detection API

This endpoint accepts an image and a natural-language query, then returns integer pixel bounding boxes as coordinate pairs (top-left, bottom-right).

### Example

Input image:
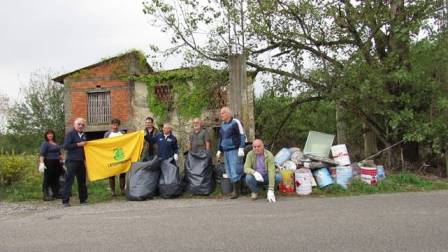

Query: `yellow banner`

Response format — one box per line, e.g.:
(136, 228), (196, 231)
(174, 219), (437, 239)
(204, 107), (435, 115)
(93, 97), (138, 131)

(85, 130), (144, 181)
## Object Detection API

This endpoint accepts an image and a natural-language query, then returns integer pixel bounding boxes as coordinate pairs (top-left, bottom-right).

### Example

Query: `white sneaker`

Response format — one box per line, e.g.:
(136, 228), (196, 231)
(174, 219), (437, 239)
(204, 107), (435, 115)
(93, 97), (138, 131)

(250, 192), (258, 200)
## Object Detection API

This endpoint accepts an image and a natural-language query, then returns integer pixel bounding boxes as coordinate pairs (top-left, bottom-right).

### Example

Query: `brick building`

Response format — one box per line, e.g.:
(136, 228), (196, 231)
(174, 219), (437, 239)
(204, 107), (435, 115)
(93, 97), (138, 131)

(53, 51), (255, 162)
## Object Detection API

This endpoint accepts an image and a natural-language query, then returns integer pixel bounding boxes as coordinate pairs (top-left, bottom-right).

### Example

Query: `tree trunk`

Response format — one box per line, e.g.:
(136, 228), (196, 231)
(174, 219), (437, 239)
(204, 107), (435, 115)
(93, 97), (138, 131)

(445, 149), (448, 178)
(363, 123), (378, 157)
(336, 103), (347, 144)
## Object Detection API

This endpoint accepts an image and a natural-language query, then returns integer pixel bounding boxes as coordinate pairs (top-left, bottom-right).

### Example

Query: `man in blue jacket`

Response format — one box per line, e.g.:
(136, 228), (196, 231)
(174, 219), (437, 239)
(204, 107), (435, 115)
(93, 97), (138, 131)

(62, 117), (88, 207)
(216, 107), (246, 199)
(145, 122), (179, 163)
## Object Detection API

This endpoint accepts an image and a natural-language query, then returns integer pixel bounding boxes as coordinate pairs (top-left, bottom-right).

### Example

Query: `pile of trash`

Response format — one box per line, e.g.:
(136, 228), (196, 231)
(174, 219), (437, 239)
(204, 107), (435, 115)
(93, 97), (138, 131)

(274, 131), (387, 196)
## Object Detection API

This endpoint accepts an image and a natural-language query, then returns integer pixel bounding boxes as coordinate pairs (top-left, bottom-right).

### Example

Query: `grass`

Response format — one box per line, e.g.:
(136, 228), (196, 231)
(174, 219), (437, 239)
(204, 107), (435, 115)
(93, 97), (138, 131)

(2, 156), (448, 203)
(309, 171), (448, 197)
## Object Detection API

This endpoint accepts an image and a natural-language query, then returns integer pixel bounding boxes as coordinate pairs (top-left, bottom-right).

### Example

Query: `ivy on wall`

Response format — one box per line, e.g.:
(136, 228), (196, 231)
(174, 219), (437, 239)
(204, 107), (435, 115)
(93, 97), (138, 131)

(135, 65), (228, 122)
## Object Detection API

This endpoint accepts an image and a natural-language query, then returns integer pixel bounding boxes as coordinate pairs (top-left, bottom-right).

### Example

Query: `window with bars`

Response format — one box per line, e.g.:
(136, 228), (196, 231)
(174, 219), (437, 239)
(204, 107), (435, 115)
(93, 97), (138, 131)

(154, 85), (172, 102)
(87, 91), (111, 125)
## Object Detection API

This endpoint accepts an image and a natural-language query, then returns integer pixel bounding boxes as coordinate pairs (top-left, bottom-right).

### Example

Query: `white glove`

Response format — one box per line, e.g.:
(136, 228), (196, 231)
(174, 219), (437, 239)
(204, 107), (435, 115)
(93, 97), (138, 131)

(238, 148), (245, 157)
(267, 189), (276, 203)
(38, 163), (46, 173)
(174, 154), (178, 161)
(253, 171), (264, 182)
(216, 151), (221, 159)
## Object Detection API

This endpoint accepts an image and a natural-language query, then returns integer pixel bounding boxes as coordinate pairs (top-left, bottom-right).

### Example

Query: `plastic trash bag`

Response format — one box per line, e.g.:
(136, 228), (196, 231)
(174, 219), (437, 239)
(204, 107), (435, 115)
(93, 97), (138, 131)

(126, 158), (161, 201)
(213, 161), (226, 185)
(274, 148), (291, 166)
(159, 158), (183, 198)
(290, 148), (304, 165)
(282, 160), (297, 171)
(184, 151), (215, 195)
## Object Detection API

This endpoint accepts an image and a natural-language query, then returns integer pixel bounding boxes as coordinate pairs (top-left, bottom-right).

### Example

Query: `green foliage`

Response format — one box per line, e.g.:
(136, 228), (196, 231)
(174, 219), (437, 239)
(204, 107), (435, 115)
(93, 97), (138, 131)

(136, 65), (227, 122)
(255, 92), (336, 151)
(144, 0), (448, 169)
(0, 133), (42, 154)
(0, 153), (35, 186)
(0, 153), (119, 202)
(6, 70), (64, 153)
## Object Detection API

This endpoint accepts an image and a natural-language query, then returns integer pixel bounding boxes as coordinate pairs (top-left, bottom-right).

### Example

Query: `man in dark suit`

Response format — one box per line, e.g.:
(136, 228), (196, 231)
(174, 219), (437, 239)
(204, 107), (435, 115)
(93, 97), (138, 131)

(62, 117), (88, 207)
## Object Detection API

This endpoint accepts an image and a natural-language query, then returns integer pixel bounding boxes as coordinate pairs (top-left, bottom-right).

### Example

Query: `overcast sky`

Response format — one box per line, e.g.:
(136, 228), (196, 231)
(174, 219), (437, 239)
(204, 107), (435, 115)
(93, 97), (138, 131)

(0, 0), (178, 101)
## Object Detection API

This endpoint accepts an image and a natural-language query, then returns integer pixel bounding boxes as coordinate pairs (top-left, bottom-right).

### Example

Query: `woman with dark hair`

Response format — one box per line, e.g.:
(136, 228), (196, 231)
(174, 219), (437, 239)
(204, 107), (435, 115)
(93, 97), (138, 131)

(39, 129), (64, 201)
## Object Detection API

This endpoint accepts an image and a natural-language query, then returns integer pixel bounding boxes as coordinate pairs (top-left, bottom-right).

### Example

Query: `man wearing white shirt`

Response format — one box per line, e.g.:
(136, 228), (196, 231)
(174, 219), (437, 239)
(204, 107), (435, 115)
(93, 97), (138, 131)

(104, 119), (126, 196)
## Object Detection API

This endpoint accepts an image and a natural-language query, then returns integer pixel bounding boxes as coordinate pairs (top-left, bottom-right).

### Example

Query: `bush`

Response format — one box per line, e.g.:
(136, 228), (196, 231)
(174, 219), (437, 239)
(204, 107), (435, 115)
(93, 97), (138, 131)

(0, 153), (36, 186)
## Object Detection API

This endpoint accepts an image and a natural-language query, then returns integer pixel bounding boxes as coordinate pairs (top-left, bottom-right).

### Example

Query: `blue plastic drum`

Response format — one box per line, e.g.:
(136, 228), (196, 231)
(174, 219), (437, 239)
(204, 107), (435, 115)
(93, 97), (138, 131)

(336, 166), (352, 189)
(313, 168), (334, 188)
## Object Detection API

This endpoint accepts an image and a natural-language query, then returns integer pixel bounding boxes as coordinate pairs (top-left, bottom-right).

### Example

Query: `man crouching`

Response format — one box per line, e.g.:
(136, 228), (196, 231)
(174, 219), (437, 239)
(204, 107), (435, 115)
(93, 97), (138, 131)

(244, 139), (282, 203)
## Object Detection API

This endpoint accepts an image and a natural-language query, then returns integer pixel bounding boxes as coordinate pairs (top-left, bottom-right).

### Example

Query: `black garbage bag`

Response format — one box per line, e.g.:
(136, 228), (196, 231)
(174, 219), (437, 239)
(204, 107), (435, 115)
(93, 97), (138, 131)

(184, 151), (215, 195)
(159, 158), (183, 198)
(213, 161), (226, 184)
(126, 158), (161, 201)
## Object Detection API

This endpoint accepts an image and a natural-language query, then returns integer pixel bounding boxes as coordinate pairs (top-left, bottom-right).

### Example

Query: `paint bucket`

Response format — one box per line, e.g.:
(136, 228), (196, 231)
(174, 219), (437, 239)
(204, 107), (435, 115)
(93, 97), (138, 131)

(360, 167), (377, 185)
(376, 165), (386, 181)
(331, 144), (351, 166)
(313, 168), (334, 188)
(274, 148), (292, 166)
(336, 166), (352, 189)
(279, 169), (295, 193)
(221, 174), (232, 194)
(295, 168), (312, 195)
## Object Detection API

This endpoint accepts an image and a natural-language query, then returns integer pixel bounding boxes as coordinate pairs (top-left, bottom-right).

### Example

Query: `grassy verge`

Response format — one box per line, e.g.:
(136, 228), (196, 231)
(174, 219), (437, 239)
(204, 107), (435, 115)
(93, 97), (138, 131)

(2, 156), (448, 203)
(310, 171), (448, 197)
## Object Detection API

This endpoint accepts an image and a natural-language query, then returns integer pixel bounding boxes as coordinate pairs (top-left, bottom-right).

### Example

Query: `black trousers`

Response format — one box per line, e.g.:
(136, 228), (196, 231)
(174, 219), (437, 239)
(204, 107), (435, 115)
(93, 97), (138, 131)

(43, 159), (63, 197)
(62, 160), (88, 204)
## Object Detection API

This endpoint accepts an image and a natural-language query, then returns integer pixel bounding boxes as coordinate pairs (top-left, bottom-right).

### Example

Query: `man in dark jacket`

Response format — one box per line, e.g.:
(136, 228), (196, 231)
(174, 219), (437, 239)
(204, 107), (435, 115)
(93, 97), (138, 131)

(62, 117), (88, 207)
(145, 122), (179, 162)
(216, 107), (246, 199)
(141, 116), (158, 161)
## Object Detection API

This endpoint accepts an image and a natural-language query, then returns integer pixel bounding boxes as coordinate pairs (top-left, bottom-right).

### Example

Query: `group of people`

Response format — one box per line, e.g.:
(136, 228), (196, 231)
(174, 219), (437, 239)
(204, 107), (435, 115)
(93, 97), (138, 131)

(38, 106), (281, 206)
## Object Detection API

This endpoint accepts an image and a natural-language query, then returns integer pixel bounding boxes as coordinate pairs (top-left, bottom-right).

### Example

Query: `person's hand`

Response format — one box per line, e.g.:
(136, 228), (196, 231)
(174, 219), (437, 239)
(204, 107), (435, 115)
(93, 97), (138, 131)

(174, 153), (178, 161)
(77, 141), (86, 147)
(238, 148), (245, 157)
(216, 151), (221, 159)
(253, 171), (264, 182)
(38, 163), (46, 173)
(267, 189), (276, 203)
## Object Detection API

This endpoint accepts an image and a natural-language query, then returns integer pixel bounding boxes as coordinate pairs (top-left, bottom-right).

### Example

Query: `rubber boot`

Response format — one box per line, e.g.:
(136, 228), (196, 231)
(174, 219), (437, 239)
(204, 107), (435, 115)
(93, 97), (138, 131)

(230, 181), (240, 199)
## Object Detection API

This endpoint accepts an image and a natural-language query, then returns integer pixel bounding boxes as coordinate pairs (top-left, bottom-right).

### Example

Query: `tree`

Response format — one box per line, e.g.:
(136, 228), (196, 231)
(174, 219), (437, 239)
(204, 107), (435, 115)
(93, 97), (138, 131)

(144, 0), (446, 168)
(0, 92), (9, 133)
(5, 70), (64, 152)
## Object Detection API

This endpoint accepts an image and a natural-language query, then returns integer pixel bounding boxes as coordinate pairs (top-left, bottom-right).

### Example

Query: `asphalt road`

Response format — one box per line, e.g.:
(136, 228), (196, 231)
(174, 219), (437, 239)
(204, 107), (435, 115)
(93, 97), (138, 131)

(1, 190), (448, 252)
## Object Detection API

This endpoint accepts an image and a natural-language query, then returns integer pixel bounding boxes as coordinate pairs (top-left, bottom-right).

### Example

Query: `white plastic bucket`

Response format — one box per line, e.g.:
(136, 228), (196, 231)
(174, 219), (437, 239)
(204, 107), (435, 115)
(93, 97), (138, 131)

(336, 166), (352, 189)
(295, 169), (312, 195)
(331, 144), (351, 166)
